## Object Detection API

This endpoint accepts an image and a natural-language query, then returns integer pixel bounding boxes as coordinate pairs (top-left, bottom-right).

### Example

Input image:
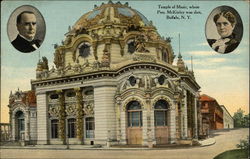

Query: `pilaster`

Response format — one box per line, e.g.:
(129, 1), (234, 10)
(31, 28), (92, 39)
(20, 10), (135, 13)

(115, 97), (122, 144)
(25, 110), (30, 141)
(142, 109), (148, 146)
(120, 111), (126, 144)
(94, 86), (117, 145)
(36, 92), (48, 144)
(169, 101), (176, 143)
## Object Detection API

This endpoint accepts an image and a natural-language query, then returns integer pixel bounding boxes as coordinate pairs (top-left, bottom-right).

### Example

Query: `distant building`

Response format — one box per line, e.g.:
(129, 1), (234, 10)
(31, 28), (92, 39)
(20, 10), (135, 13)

(198, 94), (223, 138)
(220, 105), (234, 129)
(8, 89), (37, 144)
(0, 123), (11, 142)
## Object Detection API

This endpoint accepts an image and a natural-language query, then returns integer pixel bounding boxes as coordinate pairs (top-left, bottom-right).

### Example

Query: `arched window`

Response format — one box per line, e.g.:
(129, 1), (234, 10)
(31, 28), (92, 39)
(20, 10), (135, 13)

(128, 41), (136, 54)
(78, 43), (91, 58)
(154, 100), (169, 126)
(68, 118), (76, 138)
(162, 49), (168, 63)
(86, 117), (95, 138)
(127, 101), (142, 127)
(51, 119), (58, 138)
(16, 111), (25, 131)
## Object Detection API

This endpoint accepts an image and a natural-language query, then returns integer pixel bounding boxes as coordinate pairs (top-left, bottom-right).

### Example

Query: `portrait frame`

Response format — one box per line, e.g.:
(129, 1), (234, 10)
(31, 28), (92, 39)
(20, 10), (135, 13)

(205, 5), (243, 54)
(7, 5), (46, 53)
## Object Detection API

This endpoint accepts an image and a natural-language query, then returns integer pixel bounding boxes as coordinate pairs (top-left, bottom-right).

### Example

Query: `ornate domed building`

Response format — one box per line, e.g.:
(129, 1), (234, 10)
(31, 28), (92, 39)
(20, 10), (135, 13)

(9, 1), (200, 146)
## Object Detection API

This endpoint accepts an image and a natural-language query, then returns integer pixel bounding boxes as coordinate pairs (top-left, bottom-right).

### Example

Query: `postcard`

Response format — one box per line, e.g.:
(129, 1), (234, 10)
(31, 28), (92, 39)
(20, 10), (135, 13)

(1, 1), (249, 159)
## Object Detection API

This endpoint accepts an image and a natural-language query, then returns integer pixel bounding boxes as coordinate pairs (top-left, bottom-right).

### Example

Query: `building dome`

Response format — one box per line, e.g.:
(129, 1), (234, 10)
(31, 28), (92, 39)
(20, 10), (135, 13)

(33, 0), (204, 84)
(36, 1), (176, 79)
(73, 1), (152, 30)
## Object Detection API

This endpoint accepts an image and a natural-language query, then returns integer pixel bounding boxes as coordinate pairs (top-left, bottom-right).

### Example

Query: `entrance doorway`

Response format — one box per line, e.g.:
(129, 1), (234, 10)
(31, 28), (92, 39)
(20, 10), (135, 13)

(154, 100), (169, 144)
(126, 101), (142, 145)
(15, 111), (25, 140)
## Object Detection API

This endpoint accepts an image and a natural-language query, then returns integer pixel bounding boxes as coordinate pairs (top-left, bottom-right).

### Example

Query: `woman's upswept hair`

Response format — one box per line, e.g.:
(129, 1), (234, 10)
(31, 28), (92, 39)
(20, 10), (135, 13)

(213, 11), (237, 26)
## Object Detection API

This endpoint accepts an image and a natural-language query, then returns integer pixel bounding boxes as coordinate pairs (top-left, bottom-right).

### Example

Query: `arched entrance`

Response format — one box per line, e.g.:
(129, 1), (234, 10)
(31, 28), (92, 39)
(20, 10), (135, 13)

(126, 101), (142, 145)
(154, 100), (169, 144)
(15, 111), (25, 140)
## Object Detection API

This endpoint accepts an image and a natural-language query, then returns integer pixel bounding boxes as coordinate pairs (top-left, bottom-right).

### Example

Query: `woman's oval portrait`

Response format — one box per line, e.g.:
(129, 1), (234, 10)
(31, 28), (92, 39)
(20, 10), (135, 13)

(205, 6), (243, 54)
(7, 5), (46, 53)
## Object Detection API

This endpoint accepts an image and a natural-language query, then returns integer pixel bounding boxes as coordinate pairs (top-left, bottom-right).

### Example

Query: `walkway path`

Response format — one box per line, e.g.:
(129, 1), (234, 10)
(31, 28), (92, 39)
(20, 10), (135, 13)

(0, 128), (248, 159)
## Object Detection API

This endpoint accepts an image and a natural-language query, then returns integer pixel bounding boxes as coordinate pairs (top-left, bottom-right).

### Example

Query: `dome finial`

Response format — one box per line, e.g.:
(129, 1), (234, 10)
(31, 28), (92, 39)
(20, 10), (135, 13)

(108, 0), (113, 4)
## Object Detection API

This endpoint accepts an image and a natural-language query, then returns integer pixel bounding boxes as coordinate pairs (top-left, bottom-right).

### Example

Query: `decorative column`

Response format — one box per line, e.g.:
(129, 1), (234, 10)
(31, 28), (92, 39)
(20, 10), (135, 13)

(174, 100), (181, 141)
(115, 95), (122, 144)
(186, 91), (193, 138)
(174, 92), (182, 142)
(183, 90), (188, 139)
(144, 91), (152, 147)
(191, 94), (195, 138)
(57, 90), (66, 144)
(75, 88), (83, 144)
(194, 96), (198, 139)
(169, 100), (176, 144)
(9, 111), (14, 141)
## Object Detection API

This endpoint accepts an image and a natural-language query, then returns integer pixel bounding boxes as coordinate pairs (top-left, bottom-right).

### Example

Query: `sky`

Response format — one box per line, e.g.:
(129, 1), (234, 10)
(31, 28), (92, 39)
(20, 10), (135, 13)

(1, 1), (249, 123)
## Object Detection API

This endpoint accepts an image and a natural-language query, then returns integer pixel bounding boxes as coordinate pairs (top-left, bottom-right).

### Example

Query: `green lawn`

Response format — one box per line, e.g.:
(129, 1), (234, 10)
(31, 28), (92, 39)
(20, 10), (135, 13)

(214, 149), (249, 159)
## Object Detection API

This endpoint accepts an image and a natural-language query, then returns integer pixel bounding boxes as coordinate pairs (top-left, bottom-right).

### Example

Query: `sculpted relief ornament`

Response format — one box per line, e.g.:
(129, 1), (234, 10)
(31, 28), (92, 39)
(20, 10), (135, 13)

(83, 101), (94, 115)
(65, 104), (77, 116)
(36, 57), (49, 79)
(48, 105), (60, 117)
(134, 35), (150, 53)
(54, 48), (64, 69)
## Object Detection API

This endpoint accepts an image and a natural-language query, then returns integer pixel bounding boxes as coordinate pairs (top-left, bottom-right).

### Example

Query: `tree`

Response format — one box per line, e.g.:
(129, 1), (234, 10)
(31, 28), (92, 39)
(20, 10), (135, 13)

(233, 109), (249, 128)
(236, 136), (249, 152)
(243, 114), (249, 127)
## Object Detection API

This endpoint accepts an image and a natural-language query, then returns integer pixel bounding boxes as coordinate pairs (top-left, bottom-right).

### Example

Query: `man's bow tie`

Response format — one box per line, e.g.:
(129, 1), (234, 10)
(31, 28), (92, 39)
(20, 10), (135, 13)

(30, 40), (37, 45)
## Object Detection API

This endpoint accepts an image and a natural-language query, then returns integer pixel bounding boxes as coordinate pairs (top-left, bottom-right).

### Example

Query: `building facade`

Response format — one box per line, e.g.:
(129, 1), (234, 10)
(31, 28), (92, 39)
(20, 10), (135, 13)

(220, 105), (234, 129)
(9, 2), (200, 146)
(198, 94), (223, 138)
(8, 89), (37, 144)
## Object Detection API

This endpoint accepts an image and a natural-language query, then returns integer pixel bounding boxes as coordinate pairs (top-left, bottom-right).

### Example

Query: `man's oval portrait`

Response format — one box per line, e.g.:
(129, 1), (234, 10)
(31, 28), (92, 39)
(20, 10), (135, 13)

(205, 6), (243, 54)
(7, 5), (46, 53)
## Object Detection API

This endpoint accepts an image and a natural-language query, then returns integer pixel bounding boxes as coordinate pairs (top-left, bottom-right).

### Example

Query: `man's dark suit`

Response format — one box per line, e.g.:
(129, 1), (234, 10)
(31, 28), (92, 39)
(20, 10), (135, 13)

(11, 35), (41, 53)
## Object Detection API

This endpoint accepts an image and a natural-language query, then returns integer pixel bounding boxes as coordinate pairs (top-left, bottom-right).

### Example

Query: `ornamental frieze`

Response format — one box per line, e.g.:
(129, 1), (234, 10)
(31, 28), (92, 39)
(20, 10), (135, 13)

(133, 53), (156, 62)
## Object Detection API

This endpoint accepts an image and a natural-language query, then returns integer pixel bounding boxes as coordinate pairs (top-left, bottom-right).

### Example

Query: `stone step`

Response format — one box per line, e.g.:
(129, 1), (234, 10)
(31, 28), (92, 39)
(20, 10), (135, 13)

(0, 141), (21, 146)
